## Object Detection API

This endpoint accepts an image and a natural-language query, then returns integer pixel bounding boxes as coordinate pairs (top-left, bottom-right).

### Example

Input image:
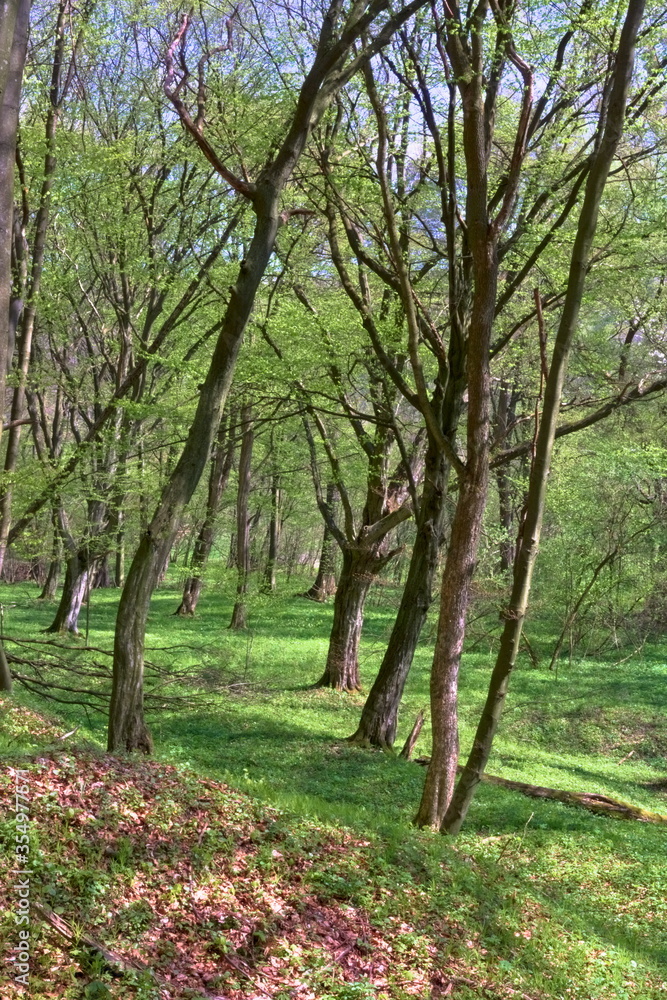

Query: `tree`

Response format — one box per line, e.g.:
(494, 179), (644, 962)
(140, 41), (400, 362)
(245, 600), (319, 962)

(417, 0), (648, 831)
(108, 0), (432, 752)
(0, 0), (29, 693)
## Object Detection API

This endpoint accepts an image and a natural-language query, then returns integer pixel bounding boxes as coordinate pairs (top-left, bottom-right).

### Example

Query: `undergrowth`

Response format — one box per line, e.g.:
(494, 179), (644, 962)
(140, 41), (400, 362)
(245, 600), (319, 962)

(0, 571), (666, 998)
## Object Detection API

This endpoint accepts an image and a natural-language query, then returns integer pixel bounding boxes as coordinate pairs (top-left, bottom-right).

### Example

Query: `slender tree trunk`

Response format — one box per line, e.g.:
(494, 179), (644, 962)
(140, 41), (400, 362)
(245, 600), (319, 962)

(301, 483), (338, 601)
(496, 467), (515, 573)
(349, 443), (449, 746)
(176, 413), (235, 616)
(114, 520), (125, 587)
(0, 0), (29, 684)
(415, 82), (499, 828)
(39, 508), (63, 600)
(226, 532), (237, 568)
(494, 384), (517, 572)
(0, 0), (29, 415)
(262, 480), (280, 592)
(0, 642), (11, 693)
(441, 0), (644, 836)
(230, 404), (254, 629)
(0, 0), (70, 577)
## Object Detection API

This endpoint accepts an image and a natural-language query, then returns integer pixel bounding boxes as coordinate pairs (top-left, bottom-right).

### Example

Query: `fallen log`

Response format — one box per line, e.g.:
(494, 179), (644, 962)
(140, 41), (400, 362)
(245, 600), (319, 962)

(412, 760), (667, 824)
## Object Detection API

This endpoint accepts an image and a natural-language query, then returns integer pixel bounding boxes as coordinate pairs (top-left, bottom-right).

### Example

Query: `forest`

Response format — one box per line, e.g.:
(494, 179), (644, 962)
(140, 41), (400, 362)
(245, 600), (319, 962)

(1, 0), (666, 997)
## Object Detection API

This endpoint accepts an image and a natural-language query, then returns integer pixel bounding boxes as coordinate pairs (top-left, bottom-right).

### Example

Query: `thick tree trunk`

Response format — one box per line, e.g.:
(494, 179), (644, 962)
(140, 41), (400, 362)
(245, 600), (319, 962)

(176, 414), (234, 616)
(441, 0), (644, 836)
(349, 444), (449, 746)
(316, 546), (381, 691)
(229, 404), (254, 629)
(45, 552), (91, 634)
(301, 483), (338, 601)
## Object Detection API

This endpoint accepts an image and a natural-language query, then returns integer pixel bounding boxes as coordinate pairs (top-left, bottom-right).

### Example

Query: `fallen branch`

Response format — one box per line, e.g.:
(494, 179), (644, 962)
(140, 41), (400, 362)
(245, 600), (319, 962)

(34, 902), (151, 976)
(412, 761), (667, 824)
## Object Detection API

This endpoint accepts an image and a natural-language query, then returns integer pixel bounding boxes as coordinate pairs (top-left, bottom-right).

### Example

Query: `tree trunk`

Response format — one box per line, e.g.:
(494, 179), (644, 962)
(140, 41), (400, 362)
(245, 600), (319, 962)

(301, 483), (338, 601)
(38, 509), (62, 600)
(349, 444), (449, 746)
(317, 543), (400, 691)
(0, 0), (29, 669)
(0, 0), (29, 431)
(0, 642), (11, 693)
(415, 40), (499, 826)
(0, 0), (71, 577)
(495, 384), (517, 573)
(45, 552), (92, 634)
(441, 0), (644, 836)
(176, 413), (235, 616)
(229, 404), (254, 629)
(262, 452), (281, 593)
(114, 523), (125, 587)
(496, 467), (515, 573)
(226, 532), (237, 568)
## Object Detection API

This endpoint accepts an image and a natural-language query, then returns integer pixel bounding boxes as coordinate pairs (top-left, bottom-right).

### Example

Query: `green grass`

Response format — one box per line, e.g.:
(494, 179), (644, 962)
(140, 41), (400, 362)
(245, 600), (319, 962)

(2, 568), (667, 998)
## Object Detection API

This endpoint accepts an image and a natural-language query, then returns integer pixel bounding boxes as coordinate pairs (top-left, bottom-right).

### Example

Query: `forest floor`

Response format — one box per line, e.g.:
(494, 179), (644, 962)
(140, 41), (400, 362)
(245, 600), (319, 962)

(1, 571), (667, 999)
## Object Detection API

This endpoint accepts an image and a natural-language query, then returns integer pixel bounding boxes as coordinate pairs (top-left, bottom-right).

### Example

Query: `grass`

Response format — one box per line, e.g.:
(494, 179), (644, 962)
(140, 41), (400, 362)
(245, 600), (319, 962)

(1, 567), (666, 998)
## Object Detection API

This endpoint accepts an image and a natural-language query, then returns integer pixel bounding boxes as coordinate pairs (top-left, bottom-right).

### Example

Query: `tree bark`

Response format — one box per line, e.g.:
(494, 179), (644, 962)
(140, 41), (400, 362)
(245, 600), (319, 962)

(262, 454), (281, 594)
(316, 546), (382, 691)
(349, 442), (449, 746)
(229, 403), (254, 629)
(301, 483), (338, 601)
(0, 0), (29, 691)
(176, 413), (235, 616)
(44, 552), (92, 634)
(38, 509), (62, 600)
(495, 384), (517, 573)
(415, 5), (501, 826)
(109, 203), (277, 752)
(0, 0), (29, 423)
(441, 0), (645, 835)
